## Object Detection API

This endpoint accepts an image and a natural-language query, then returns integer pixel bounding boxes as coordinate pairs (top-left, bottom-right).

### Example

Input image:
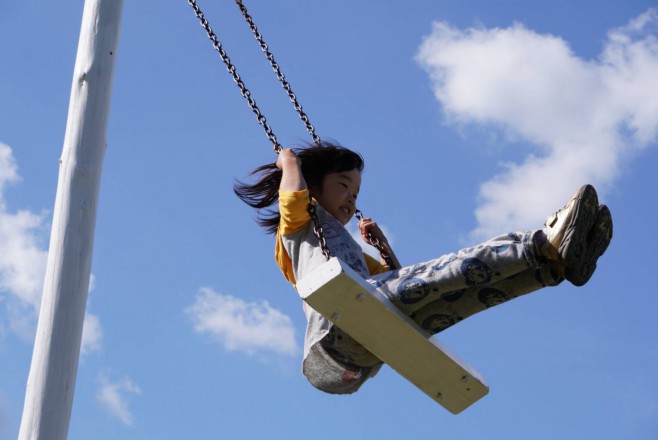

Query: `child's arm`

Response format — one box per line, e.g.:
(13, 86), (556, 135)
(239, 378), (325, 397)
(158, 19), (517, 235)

(358, 217), (402, 269)
(276, 148), (306, 191)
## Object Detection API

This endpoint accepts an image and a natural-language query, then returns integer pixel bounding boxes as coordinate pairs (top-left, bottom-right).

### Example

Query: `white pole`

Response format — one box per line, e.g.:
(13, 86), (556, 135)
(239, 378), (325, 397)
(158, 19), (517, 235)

(18, 1), (123, 439)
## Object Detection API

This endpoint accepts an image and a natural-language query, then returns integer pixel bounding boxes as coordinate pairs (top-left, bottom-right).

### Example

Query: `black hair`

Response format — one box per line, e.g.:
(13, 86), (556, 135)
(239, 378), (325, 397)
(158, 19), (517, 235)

(234, 141), (364, 234)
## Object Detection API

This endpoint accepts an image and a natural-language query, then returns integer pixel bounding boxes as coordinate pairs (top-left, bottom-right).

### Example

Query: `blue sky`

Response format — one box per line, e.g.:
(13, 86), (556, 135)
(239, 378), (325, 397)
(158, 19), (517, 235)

(2, 1), (658, 438)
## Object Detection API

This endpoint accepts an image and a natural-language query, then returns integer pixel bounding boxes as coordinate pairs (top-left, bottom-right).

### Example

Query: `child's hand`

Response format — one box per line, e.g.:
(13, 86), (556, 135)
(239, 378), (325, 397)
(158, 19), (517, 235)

(276, 148), (300, 170)
(358, 217), (387, 246)
(277, 148), (306, 191)
(359, 217), (402, 269)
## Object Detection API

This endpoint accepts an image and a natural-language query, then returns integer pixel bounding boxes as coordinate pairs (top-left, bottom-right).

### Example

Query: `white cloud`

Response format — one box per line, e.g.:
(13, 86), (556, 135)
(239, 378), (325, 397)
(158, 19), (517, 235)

(81, 274), (103, 356)
(81, 312), (103, 356)
(186, 287), (299, 357)
(0, 147), (47, 309)
(0, 142), (48, 339)
(0, 143), (19, 192)
(0, 142), (102, 354)
(417, 8), (658, 239)
(97, 374), (141, 426)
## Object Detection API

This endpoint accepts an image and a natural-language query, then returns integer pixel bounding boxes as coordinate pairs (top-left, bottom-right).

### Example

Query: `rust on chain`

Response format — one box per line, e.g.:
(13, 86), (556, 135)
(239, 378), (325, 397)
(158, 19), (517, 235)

(355, 209), (397, 269)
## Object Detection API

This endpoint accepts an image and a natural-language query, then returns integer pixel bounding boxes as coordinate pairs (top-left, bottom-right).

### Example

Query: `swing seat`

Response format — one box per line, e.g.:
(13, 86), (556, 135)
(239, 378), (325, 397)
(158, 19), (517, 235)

(296, 257), (489, 414)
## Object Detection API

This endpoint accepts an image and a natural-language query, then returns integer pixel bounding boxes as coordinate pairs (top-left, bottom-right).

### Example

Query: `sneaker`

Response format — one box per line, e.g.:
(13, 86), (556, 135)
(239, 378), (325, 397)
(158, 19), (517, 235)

(542, 184), (599, 268)
(565, 205), (613, 286)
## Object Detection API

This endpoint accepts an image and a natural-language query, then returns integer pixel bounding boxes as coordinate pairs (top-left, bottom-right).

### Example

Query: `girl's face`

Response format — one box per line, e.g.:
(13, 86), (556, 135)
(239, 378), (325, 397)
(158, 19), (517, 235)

(312, 168), (361, 225)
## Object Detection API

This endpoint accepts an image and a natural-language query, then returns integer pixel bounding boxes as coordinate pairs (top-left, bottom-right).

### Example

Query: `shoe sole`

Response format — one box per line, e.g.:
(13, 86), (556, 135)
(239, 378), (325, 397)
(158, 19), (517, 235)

(566, 205), (613, 286)
(558, 184), (599, 269)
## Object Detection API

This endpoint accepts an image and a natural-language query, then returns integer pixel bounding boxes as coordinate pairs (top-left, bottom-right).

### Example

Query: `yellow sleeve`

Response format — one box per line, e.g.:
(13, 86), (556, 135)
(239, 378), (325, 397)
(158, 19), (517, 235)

(278, 189), (311, 234)
(364, 253), (391, 276)
(275, 189), (313, 286)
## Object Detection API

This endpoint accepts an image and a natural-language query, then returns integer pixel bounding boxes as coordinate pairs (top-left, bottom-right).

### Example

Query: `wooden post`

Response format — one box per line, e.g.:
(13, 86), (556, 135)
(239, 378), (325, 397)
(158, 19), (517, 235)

(18, 1), (123, 438)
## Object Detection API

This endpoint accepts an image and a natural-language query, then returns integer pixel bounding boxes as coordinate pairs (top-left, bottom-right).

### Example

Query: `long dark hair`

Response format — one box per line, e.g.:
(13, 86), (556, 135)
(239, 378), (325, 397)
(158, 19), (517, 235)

(234, 141), (364, 234)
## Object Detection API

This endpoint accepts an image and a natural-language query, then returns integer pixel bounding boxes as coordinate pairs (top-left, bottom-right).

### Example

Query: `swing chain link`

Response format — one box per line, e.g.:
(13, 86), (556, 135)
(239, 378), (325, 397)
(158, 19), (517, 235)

(187, 1), (394, 267)
(355, 209), (397, 269)
(307, 202), (332, 260)
(235, 0), (321, 145)
(187, 0), (282, 153)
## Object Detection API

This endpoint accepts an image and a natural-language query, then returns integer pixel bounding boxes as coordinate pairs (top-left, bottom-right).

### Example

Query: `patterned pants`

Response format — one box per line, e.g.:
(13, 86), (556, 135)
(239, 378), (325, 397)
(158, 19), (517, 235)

(368, 231), (562, 334)
(324, 231), (563, 367)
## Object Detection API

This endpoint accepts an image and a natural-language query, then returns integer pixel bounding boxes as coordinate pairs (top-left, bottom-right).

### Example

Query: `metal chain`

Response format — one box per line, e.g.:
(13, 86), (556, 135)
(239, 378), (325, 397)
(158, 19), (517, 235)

(308, 202), (332, 259)
(187, 1), (393, 266)
(355, 210), (398, 269)
(234, 0), (331, 259)
(187, 0), (282, 153)
(235, 0), (321, 145)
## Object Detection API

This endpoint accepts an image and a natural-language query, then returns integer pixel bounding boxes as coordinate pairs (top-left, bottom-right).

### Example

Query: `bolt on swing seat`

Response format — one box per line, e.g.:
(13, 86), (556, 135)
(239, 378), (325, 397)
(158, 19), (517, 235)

(297, 257), (489, 414)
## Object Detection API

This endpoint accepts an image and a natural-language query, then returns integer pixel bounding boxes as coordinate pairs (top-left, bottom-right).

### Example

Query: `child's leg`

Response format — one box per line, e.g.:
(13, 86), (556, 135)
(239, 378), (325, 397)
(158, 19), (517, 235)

(368, 231), (553, 315)
(368, 184), (612, 317)
(409, 266), (557, 334)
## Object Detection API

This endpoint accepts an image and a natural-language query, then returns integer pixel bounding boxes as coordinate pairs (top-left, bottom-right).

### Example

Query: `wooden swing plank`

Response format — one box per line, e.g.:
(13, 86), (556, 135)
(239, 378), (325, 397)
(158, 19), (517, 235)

(296, 257), (489, 414)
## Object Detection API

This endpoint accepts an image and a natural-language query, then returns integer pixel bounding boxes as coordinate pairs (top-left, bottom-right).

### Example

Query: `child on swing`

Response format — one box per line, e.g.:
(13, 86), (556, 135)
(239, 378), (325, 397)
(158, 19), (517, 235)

(234, 141), (613, 394)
